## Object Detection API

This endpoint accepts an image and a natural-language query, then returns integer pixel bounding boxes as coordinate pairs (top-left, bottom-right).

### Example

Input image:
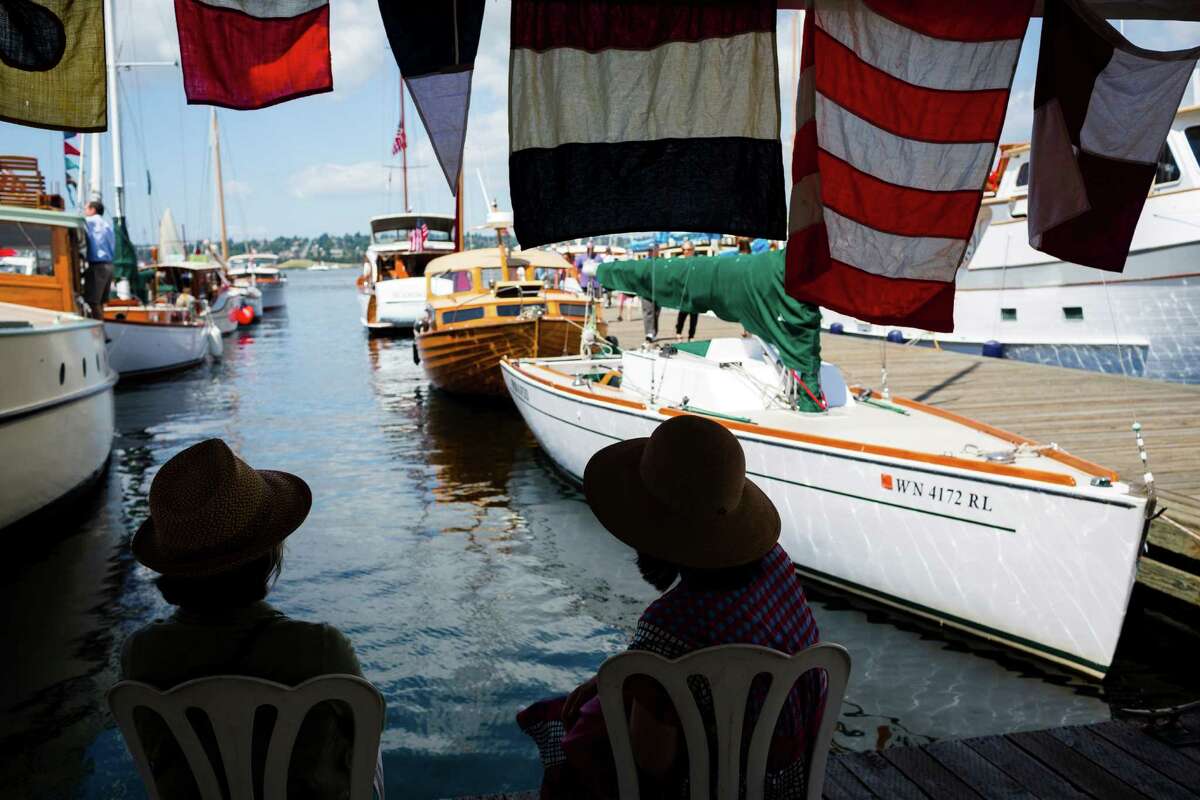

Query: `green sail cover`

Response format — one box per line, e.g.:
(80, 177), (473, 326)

(597, 250), (825, 413)
(112, 216), (146, 300)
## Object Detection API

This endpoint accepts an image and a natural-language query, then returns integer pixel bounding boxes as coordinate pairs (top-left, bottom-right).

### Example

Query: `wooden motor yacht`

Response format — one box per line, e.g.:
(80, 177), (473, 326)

(227, 252), (287, 311)
(0, 163), (117, 530)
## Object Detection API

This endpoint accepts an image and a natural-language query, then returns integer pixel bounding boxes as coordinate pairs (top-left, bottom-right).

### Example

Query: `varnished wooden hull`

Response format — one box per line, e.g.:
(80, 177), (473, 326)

(416, 318), (598, 397)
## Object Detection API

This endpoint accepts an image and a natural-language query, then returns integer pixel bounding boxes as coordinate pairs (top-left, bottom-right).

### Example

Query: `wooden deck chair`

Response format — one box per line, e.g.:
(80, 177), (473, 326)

(107, 674), (385, 800)
(596, 643), (851, 800)
(0, 156), (47, 208)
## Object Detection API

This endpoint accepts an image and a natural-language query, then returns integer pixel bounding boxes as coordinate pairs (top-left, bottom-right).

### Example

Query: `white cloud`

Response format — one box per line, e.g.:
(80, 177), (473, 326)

(330, 0), (389, 92)
(224, 179), (253, 197)
(289, 161), (386, 198)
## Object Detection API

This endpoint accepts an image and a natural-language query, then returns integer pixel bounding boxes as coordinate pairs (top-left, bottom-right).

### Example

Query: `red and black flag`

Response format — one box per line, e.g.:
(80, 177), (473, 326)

(1029, 0), (1200, 271)
(507, 0), (787, 248)
(378, 0), (486, 194)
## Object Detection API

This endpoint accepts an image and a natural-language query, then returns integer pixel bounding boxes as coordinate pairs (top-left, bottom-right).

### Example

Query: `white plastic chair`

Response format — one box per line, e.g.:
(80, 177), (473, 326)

(596, 643), (850, 800)
(107, 674), (385, 800)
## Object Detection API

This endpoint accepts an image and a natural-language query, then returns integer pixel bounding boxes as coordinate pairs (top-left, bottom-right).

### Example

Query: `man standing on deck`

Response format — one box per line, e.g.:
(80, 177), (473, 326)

(674, 240), (699, 341)
(82, 200), (115, 319)
(642, 243), (662, 343)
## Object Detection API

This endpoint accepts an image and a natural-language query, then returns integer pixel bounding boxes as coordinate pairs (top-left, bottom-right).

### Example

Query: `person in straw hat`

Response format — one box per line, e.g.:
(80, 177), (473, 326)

(121, 439), (382, 799)
(518, 415), (823, 799)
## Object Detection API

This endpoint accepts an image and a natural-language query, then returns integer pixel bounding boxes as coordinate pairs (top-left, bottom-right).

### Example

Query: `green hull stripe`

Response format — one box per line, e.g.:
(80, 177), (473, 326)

(747, 471), (1017, 533)
(796, 564), (1109, 677)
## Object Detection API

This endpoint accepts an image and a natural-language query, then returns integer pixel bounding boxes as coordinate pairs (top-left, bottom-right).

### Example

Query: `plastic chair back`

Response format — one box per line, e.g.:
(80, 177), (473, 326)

(107, 674), (384, 800)
(596, 643), (850, 800)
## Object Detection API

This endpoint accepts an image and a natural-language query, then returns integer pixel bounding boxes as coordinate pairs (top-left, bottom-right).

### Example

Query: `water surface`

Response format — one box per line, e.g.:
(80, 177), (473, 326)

(1, 270), (1196, 799)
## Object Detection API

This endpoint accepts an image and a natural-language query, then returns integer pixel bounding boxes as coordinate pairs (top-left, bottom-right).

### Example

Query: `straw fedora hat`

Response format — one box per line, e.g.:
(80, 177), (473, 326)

(132, 439), (312, 577)
(583, 415), (780, 569)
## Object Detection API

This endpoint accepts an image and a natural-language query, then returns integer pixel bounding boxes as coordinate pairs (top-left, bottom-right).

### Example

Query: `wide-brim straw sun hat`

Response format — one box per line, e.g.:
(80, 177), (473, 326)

(583, 414), (780, 569)
(132, 439), (312, 577)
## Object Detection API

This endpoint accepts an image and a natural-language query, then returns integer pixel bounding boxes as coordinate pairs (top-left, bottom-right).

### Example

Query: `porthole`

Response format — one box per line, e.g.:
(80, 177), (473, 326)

(59, 363), (65, 385)
(82, 357), (87, 377)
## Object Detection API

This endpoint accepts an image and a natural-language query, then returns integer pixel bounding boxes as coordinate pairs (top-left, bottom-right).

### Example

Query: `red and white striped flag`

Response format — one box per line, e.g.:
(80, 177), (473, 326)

(786, 1), (1032, 333)
(392, 123), (407, 156)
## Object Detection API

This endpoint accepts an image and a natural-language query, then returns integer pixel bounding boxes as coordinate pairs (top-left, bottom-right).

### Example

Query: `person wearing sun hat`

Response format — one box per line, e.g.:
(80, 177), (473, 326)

(121, 439), (382, 799)
(518, 415), (822, 800)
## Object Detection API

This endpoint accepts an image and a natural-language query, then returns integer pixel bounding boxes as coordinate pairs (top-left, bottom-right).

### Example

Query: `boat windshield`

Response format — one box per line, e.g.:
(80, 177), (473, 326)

(0, 221), (54, 276)
(374, 224), (454, 245)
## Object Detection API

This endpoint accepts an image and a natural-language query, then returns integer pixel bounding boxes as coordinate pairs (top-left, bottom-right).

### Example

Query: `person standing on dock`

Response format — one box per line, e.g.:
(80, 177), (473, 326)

(641, 243), (662, 342)
(82, 200), (114, 319)
(517, 415), (822, 799)
(674, 240), (699, 341)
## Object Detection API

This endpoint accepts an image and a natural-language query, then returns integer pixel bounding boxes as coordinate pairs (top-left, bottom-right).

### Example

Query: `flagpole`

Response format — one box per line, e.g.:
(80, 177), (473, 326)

(400, 78), (409, 213)
(455, 169), (464, 251)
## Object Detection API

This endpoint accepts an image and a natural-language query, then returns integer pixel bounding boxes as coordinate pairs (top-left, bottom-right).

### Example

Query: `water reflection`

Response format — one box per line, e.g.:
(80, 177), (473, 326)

(1, 271), (1196, 800)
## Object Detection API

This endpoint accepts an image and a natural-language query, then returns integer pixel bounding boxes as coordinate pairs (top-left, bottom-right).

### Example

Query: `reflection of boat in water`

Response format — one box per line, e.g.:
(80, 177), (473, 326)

(358, 213), (457, 332)
(502, 251), (1148, 679)
(822, 103), (1200, 383)
(415, 246), (607, 397)
(228, 253), (287, 311)
(0, 191), (117, 531)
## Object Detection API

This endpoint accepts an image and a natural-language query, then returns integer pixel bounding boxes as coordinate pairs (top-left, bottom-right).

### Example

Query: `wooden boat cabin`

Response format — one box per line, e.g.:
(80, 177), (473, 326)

(414, 247), (607, 396)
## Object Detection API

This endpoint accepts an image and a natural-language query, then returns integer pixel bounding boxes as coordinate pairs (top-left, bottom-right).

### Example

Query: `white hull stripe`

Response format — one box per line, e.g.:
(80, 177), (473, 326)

(816, 93), (994, 192)
(823, 207), (965, 282)
(789, 173), (823, 233)
(815, 3), (1022, 92)
(195, 0), (326, 17)
(510, 32), (779, 151)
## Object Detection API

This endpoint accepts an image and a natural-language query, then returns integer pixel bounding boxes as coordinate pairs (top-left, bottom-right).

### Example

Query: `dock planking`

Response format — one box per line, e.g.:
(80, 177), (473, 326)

(605, 310), (1200, 606)
(456, 707), (1200, 799)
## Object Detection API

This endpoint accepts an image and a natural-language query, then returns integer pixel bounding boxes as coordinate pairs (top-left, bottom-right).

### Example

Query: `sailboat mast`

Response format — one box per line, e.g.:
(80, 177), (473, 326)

(103, 0), (124, 217)
(455, 169), (464, 251)
(211, 108), (229, 261)
(400, 79), (409, 213)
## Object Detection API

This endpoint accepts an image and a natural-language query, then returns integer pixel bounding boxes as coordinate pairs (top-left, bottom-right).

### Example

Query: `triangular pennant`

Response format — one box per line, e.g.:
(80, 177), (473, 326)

(378, 0), (485, 194)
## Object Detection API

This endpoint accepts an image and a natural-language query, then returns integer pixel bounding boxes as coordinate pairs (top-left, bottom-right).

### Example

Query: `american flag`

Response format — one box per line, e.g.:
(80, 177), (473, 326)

(392, 122), (407, 156)
(409, 222), (428, 253)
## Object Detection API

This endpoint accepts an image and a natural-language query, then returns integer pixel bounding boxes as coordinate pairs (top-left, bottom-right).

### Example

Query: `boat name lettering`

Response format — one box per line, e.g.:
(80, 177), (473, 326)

(885, 475), (993, 512)
(510, 380), (529, 402)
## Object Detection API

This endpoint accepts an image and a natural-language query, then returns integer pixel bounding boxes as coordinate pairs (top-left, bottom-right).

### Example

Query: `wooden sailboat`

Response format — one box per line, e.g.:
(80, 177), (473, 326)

(0, 160), (117, 530)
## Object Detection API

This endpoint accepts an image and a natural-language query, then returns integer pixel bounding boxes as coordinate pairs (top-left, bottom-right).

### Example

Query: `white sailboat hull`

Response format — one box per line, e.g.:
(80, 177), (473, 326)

(104, 319), (210, 378)
(0, 307), (116, 530)
(500, 353), (1145, 677)
(208, 290), (242, 336)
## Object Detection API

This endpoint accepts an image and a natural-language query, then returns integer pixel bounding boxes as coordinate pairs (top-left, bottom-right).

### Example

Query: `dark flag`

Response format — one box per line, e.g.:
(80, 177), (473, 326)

(377, 0), (486, 193)
(507, 0), (787, 248)
(1029, 0), (1200, 271)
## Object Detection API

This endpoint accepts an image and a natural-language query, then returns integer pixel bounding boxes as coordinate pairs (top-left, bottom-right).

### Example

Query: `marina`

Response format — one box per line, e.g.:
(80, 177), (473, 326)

(0, 272), (1196, 799)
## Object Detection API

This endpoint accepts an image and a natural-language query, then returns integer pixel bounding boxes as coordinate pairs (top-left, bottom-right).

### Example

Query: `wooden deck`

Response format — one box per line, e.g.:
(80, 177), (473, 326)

(604, 307), (1200, 607)
(454, 705), (1200, 799)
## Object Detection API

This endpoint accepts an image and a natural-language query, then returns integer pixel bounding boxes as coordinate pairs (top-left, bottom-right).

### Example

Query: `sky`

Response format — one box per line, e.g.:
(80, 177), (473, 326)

(3, 1), (1199, 245)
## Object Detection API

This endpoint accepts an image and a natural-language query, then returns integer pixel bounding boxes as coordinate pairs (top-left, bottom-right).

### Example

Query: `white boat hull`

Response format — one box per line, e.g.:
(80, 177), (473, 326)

(0, 307), (116, 530)
(360, 276), (452, 331)
(104, 319), (210, 378)
(500, 356), (1145, 677)
(258, 280), (286, 311)
(208, 290), (242, 336)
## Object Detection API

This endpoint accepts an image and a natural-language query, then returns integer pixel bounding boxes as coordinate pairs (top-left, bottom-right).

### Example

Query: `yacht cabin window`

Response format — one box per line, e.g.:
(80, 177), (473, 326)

(1000, 308), (1017, 321)
(0, 221), (54, 276)
(1153, 143), (1180, 185)
(1014, 162), (1029, 188)
(1063, 306), (1084, 321)
(1186, 125), (1200, 166)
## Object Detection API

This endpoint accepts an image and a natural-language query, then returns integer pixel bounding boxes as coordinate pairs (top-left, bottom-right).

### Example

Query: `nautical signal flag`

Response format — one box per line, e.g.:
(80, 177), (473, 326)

(0, 0), (107, 132)
(378, 1), (486, 194)
(785, 1), (1031, 333)
(508, 0), (787, 248)
(1029, 0), (1200, 272)
(174, 0), (333, 110)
